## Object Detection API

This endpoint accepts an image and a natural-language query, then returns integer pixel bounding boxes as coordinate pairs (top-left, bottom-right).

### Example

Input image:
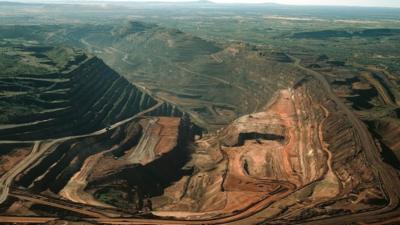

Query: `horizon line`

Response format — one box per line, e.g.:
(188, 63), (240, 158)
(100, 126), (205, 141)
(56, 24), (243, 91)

(1, 0), (400, 9)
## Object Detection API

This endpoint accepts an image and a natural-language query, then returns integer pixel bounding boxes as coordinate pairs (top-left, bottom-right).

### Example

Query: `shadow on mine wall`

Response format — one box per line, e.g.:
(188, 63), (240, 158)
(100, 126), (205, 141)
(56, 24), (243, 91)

(88, 115), (194, 201)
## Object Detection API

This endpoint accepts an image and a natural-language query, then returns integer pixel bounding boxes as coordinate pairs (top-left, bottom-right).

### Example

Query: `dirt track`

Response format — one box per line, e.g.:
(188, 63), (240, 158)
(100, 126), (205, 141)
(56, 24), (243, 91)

(292, 56), (400, 224)
(0, 141), (48, 204)
(1, 59), (399, 224)
(0, 102), (164, 205)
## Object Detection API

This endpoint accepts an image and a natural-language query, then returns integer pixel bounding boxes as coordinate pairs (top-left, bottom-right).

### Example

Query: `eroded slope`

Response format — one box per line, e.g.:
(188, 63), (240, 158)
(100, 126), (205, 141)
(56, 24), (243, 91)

(0, 46), (181, 140)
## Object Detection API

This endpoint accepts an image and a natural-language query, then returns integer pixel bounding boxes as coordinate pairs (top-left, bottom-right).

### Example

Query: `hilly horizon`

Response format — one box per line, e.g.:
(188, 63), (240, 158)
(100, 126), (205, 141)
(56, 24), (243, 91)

(0, 2), (400, 225)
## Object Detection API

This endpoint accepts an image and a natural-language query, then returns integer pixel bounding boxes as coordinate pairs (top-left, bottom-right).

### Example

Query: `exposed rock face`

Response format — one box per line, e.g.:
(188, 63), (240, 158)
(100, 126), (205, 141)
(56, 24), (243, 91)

(149, 80), (393, 224)
(367, 118), (400, 168)
(83, 117), (192, 210)
(153, 88), (327, 217)
(0, 42), (398, 225)
(2, 77), (399, 224)
(15, 115), (193, 212)
(218, 110), (286, 147)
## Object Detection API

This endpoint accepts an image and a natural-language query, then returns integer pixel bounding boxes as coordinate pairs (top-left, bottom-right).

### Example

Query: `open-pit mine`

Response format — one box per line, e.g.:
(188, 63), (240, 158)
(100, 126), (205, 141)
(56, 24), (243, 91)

(1, 4), (400, 224)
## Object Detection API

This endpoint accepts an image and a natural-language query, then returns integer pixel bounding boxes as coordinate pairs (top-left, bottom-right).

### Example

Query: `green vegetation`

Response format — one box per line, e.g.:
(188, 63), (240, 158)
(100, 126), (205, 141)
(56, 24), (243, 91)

(0, 1), (399, 130)
(0, 2), (400, 224)
(0, 43), (85, 76)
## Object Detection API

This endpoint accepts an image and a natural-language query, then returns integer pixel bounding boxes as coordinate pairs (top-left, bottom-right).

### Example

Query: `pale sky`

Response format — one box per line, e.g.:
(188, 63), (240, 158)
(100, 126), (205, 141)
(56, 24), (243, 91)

(5, 0), (400, 8)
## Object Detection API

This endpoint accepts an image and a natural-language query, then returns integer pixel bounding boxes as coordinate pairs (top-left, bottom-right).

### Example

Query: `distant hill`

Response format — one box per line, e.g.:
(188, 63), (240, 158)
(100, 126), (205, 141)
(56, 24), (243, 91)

(0, 21), (301, 129)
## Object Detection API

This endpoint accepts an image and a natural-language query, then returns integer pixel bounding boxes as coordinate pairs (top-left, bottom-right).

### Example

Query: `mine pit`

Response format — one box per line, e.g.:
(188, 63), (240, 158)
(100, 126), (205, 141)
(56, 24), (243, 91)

(1, 18), (400, 225)
(236, 132), (285, 146)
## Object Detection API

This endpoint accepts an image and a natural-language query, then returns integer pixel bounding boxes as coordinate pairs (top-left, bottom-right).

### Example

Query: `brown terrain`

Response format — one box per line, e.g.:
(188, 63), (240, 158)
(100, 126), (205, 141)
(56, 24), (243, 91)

(0, 36), (400, 225)
(2, 67), (400, 224)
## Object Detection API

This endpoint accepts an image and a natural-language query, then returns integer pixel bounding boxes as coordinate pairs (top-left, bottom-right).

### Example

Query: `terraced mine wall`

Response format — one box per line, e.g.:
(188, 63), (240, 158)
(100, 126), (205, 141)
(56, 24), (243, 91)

(16, 135), (114, 193)
(13, 118), (191, 213)
(16, 115), (191, 199)
(365, 119), (400, 170)
(87, 116), (193, 203)
(0, 57), (182, 140)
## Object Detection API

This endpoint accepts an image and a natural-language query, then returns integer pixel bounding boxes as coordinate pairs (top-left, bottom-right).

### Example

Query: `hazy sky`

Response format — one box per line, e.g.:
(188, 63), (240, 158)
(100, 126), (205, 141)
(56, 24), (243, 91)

(7, 0), (400, 8)
(230, 0), (400, 7)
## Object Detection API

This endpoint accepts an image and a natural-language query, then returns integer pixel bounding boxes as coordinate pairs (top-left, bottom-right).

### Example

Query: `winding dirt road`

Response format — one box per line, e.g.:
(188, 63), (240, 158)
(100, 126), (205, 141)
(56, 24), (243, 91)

(0, 102), (164, 205)
(291, 55), (400, 224)
(1, 57), (399, 225)
(0, 141), (48, 204)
